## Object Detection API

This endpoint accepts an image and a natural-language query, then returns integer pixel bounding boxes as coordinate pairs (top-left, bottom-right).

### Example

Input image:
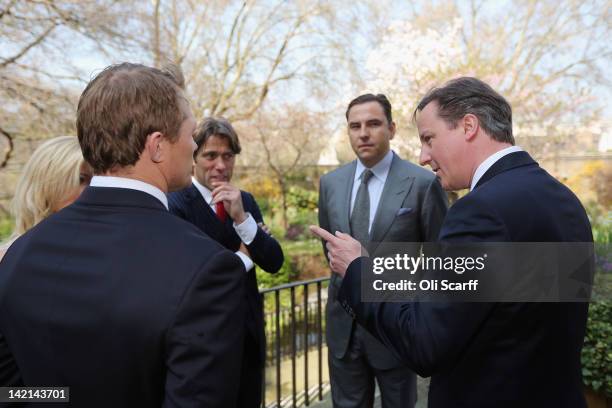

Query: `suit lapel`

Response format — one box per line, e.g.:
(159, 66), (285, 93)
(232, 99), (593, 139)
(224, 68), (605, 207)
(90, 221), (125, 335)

(189, 184), (214, 218)
(369, 154), (415, 244)
(188, 184), (229, 241)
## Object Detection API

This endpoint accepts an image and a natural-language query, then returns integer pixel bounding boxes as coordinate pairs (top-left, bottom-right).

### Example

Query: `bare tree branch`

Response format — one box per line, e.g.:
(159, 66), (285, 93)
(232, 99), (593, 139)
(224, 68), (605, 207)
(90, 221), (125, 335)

(0, 125), (14, 169)
(153, 0), (161, 66)
(0, 23), (57, 68)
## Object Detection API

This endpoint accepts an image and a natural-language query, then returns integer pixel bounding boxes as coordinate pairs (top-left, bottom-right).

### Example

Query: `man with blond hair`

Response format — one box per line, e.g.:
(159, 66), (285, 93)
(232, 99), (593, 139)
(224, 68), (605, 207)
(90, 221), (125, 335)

(0, 63), (246, 407)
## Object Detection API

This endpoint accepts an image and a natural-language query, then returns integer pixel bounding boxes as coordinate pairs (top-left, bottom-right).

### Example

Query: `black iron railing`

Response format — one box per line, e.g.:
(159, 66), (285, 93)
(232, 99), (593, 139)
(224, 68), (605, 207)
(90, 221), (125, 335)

(260, 277), (330, 408)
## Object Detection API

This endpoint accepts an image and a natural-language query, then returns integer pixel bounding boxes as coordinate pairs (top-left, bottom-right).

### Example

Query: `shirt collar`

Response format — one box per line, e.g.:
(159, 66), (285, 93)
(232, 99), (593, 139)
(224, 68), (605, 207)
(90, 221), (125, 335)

(355, 149), (394, 183)
(470, 146), (523, 191)
(90, 176), (169, 209)
(192, 176), (213, 205)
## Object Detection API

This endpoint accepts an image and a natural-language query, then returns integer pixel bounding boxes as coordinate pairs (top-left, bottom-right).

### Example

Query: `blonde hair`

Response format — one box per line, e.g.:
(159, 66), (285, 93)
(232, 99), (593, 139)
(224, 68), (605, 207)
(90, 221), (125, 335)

(10, 136), (86, 236)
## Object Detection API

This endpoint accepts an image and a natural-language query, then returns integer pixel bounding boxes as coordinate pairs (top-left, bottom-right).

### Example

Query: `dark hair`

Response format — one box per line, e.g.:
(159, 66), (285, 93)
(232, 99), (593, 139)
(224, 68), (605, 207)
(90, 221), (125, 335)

(346, 93), (393, 125)
(193, 117), (242, 157)
(77, 62), (187, 174)
(414, 77), (514, 144)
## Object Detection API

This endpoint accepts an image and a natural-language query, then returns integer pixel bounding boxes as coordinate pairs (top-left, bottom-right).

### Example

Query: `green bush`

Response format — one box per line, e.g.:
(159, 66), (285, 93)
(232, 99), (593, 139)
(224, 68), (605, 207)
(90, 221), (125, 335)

(0, 216), (13, 241)
(593, 219), (611, 244)
(586, 205), (610, 243)
(582, 301), (612, 396)
(256, 257), (297, 289)
(286, 186), (318, 211)
(281, 186), (319, 240)
(582, 217), (612, 396)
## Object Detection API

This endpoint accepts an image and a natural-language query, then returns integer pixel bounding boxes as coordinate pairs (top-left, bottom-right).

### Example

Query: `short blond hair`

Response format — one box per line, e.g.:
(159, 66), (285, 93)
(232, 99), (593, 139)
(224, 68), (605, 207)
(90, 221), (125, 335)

(11, 136), (86, 235)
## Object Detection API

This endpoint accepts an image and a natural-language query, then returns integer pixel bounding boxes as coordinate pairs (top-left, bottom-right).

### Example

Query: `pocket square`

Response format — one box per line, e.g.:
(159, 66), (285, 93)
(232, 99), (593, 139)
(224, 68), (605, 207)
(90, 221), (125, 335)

(396, 207), (413, 216)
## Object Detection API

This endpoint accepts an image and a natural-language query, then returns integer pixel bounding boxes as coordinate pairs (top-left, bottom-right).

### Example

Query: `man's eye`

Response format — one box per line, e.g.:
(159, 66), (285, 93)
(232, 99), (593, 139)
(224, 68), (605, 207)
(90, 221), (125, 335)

(203, 152), (219, 160)
(222, 153), (235, 161)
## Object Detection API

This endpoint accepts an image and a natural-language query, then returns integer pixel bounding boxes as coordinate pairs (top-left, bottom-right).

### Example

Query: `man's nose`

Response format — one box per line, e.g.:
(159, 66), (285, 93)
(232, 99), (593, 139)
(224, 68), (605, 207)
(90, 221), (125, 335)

(213, 157), (226, 170)
(359, 125), (370, 139)
(419, 148), (431, 166)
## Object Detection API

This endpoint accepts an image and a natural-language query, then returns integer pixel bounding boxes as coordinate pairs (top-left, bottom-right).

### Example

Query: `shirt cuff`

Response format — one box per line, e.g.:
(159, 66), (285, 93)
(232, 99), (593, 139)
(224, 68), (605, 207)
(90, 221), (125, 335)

(233, 213), (257, 245)
(235, 251), (254, 272)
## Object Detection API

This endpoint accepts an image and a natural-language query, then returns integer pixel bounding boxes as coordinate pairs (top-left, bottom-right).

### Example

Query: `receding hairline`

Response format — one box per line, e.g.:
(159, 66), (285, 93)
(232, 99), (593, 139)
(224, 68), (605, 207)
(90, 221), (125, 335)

(412, 77), (514, 144)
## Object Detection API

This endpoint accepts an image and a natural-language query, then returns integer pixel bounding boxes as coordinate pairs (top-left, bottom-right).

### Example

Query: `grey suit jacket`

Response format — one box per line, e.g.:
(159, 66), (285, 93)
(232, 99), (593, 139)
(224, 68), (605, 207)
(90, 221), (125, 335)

(318, 152), (447, 369)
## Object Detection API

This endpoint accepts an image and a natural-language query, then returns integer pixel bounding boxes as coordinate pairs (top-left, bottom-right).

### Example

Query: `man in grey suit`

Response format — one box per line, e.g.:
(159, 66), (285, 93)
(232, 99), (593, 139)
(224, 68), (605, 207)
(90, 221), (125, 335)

(318, 93), (448, 408)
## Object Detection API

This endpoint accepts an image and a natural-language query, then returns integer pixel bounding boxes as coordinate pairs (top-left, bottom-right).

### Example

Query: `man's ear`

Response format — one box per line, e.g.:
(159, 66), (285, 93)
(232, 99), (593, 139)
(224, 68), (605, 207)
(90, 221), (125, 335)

(145, 131), (164, 163)
(389, 121), (396, 140)
(463, 114), (479, 141)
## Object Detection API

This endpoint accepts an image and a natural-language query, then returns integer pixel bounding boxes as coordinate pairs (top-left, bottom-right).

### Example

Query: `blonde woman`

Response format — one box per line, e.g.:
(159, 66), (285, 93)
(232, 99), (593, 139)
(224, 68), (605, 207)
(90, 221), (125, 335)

(0, 136), (92, 260)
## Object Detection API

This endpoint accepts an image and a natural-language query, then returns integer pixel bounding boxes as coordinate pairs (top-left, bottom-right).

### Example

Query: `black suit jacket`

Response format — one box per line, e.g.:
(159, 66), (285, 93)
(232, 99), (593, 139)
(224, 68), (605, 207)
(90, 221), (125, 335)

(339, 152), (593, 407)
(168, 184), (283, 362)
(0, 187), (246, 407)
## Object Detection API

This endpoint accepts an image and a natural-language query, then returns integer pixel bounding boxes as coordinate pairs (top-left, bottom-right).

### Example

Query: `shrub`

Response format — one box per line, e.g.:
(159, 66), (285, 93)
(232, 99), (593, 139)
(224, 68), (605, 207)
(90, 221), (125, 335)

(286, 186), (318, 211)
(581, 217), (612, 396)
(582, 301), (612, 396)
(592, 214), (611, 244)
(284, 224), (305, 241)
(257, 257), (297, 289)
(0, 216), (13, 241)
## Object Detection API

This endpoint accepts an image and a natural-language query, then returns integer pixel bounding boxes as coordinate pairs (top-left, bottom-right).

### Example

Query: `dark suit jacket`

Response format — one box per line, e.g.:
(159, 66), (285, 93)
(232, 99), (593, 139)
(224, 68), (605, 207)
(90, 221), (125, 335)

(339, 151), (593, 407)
(0, 187), (246, 407)
(168, 184), (283, 363)
(319, 152), (447, 369)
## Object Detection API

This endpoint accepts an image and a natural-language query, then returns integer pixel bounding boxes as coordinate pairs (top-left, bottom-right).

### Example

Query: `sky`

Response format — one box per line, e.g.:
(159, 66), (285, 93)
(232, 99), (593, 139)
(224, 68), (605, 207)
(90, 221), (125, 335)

(3, 0), (611, 124)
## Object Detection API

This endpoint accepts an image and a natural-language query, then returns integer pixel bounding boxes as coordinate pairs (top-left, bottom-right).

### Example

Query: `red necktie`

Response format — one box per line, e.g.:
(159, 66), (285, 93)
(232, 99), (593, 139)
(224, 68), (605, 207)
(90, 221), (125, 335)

(215, 202), (227, 223)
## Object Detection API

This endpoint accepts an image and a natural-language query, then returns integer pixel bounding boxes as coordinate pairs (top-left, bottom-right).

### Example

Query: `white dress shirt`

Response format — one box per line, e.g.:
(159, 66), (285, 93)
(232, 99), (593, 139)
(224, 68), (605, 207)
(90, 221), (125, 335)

(192, 177), (256, 272)
(350, 149), (394, 234)
(470, 146), (523, 191)
(90, 176), (169, 209)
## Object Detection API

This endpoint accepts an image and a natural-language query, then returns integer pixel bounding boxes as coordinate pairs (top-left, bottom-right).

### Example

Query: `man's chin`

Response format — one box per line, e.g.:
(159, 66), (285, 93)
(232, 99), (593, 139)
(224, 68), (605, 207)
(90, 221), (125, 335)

(357, 152), (381, 167)
(439, 179), (464, 192)
(207, 177), (228, 187)
(437, 176), (452, 191)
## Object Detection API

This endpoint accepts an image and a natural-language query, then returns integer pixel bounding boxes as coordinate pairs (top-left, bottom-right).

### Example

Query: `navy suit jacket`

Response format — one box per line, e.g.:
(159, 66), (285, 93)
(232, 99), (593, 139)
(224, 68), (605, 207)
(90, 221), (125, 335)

(0, 187), (246, 407)
(168, 184), (283, 362)
(339, 152), (593, 407)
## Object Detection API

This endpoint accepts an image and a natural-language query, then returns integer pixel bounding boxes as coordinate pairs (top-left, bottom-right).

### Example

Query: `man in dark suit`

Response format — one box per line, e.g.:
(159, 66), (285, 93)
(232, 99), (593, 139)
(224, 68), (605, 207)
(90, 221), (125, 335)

(0, 63), (247, 407)
(168, 117), (284, 408)
(318, 94), (447, 408)
(312, 77), (593, 407)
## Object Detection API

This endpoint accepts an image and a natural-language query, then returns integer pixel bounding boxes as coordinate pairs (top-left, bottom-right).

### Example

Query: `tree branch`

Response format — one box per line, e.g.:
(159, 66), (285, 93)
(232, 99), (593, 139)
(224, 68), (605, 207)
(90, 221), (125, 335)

(0, 23), (57, 69)
(0, 125), (14, 169)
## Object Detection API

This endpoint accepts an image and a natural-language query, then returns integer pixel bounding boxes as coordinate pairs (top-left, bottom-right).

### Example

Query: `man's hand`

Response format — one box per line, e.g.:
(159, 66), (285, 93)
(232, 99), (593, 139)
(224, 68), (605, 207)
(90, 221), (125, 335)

(211, 182), (247, 224)
(309, 225), (363, 277)
(238, 242), (251, 258)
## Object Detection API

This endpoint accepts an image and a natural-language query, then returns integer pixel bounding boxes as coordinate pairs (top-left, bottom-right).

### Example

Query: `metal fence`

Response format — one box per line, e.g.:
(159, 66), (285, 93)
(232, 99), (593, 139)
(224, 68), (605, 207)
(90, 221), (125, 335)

(260, 277), (330, 408)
